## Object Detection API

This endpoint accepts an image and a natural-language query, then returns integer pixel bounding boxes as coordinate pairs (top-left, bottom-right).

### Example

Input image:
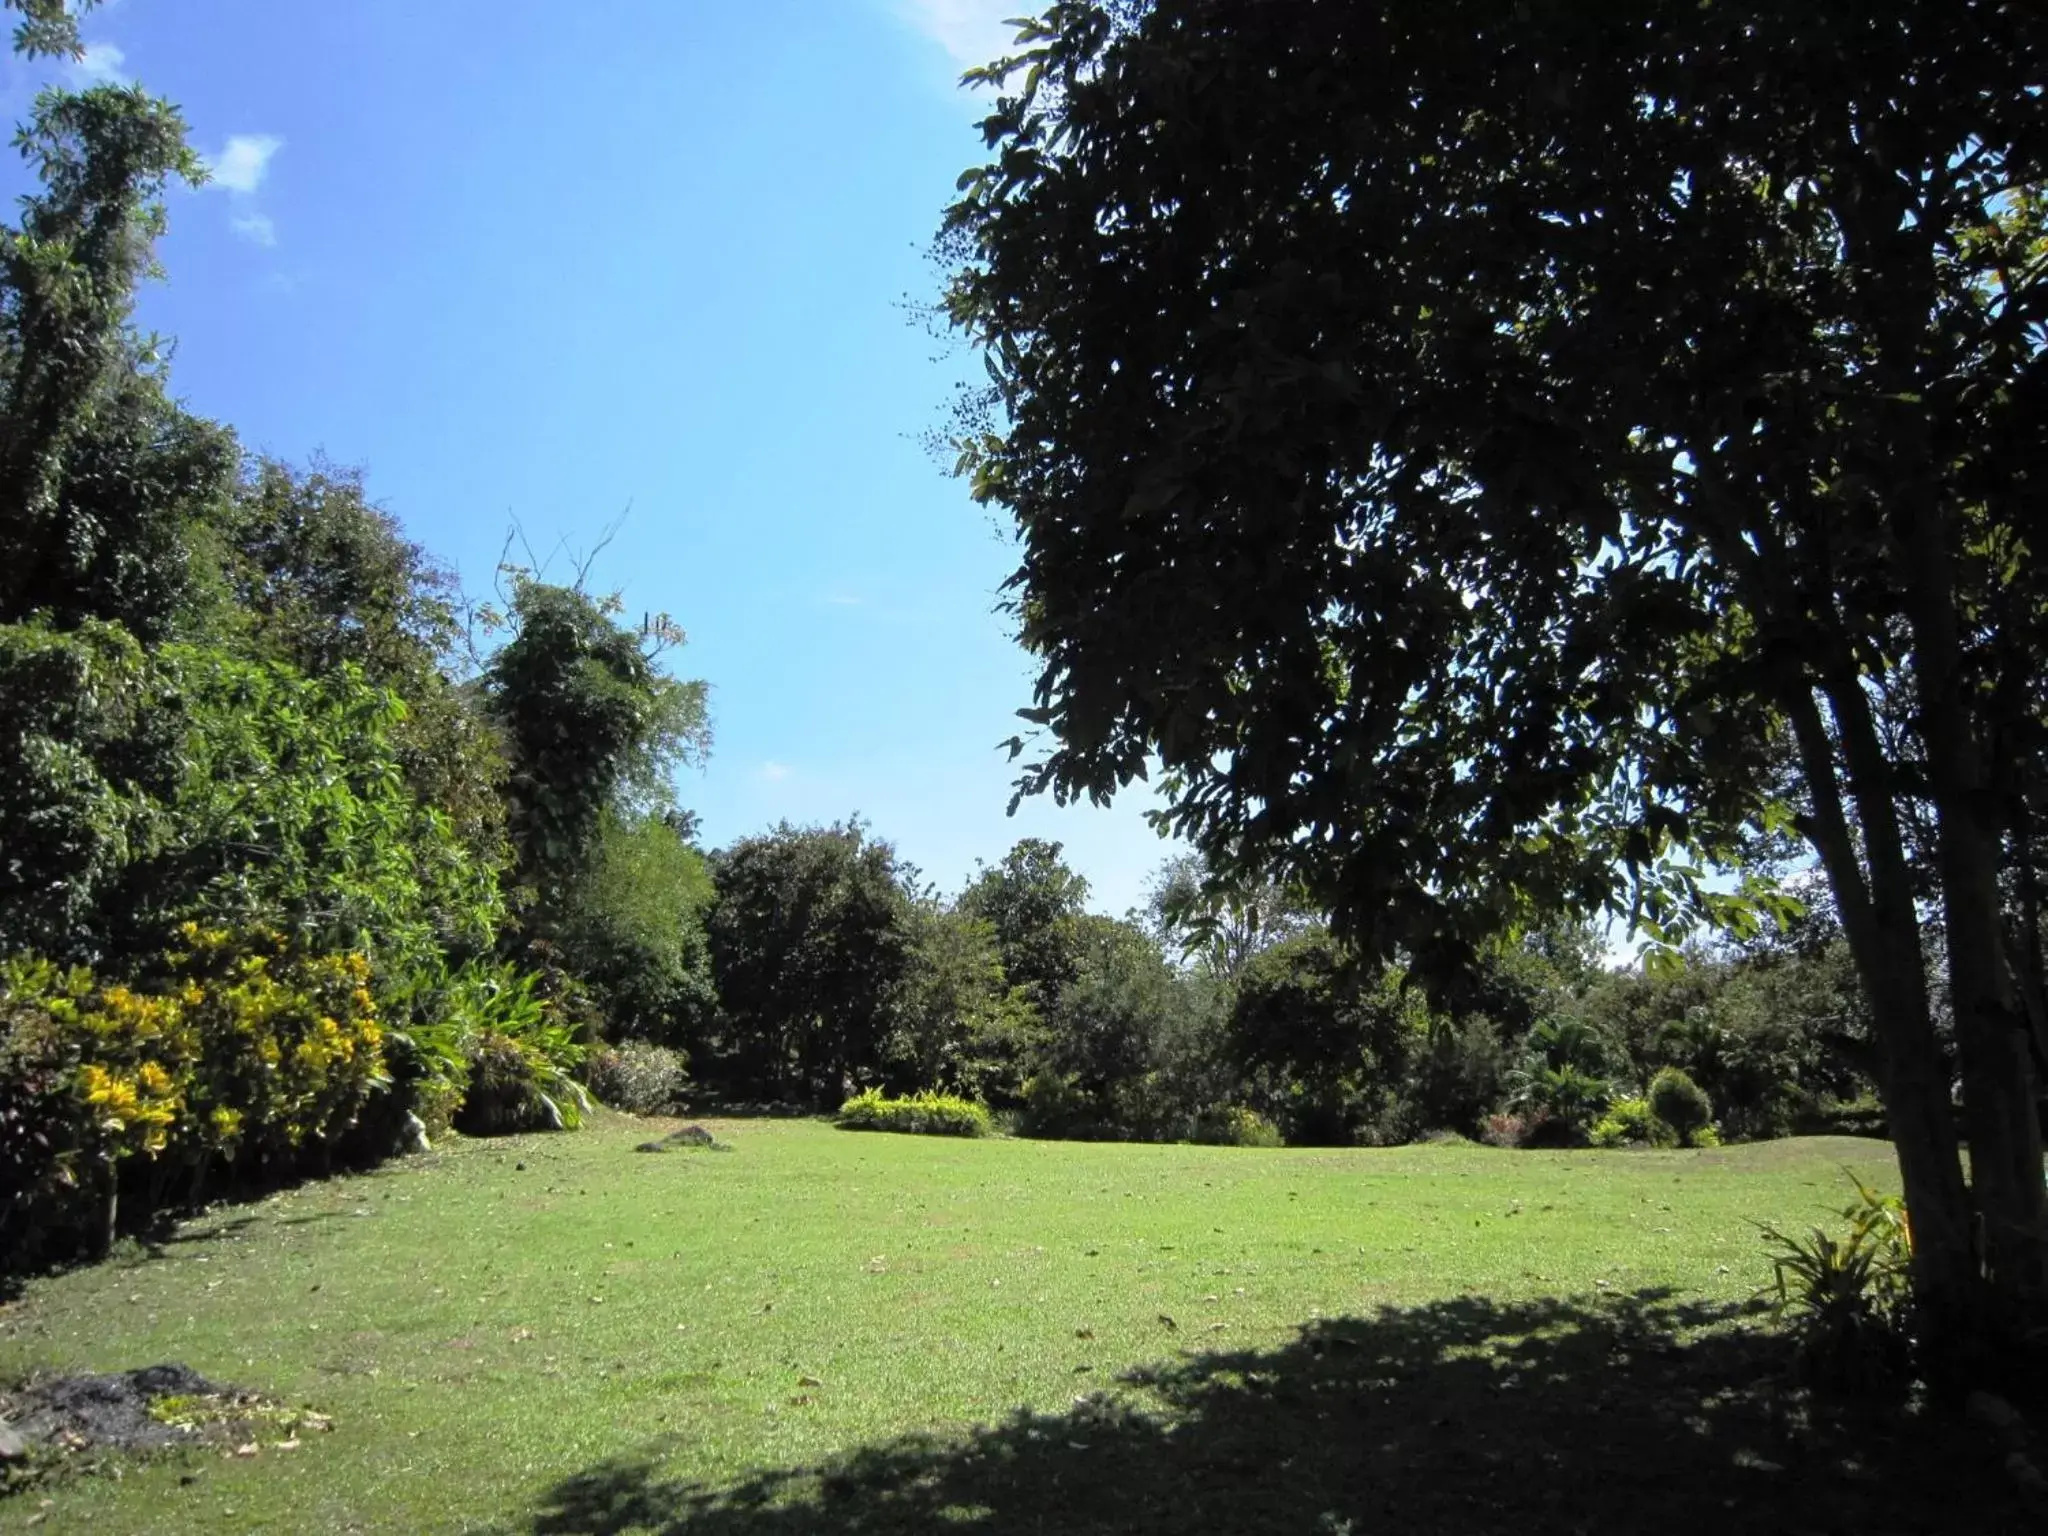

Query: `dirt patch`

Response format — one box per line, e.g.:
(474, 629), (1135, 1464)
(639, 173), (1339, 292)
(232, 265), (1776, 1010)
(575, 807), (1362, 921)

(1, 1363), (330, 1491)
(634, 1124), (732, 1153)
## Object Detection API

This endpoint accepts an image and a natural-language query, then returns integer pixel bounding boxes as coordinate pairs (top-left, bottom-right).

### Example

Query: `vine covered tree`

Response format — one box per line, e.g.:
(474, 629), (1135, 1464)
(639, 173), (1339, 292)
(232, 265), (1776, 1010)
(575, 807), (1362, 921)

(942, 0), (2047, 1367)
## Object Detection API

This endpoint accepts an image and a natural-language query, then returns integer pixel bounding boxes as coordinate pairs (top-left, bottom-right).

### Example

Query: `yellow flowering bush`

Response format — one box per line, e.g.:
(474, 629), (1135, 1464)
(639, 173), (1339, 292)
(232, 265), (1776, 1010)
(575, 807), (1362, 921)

(164, 924), (388, 1161)
(1, 928), (387, 1261)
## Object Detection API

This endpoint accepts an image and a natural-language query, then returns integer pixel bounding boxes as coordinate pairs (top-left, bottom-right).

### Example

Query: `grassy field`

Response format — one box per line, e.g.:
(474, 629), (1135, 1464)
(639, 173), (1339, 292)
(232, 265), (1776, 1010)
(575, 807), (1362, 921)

(0, 1118), (2030, 1533)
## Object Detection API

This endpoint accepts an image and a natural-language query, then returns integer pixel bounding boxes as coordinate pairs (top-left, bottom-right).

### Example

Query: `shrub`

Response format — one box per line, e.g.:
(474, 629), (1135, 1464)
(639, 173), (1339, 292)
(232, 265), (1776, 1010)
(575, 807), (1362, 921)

(586, 1040), (691, 1116)
(391, 960), (592, 1137)
(1480, 1110), (1538, 1148)
(1014, 1070), (1101, 1139)
(836, 1088), (993, 1138)
(1759, 1175), (1913, 1392)
(1648, 1066), (1715, 1146)
(1190, 1105), (1283, 1148)
(456, 1030), (588, 1134)
(0, 926), (387, 1264)
(452, 967), (588, 1135)
(1589, 1096), (1676, 1149)
(1509, 1061), (1612, 1135)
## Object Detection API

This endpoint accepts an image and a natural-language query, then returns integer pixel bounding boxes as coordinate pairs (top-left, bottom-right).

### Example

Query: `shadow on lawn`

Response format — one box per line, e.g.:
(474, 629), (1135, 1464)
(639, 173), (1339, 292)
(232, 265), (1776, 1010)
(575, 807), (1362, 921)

(524, 1289), (2036, 1536)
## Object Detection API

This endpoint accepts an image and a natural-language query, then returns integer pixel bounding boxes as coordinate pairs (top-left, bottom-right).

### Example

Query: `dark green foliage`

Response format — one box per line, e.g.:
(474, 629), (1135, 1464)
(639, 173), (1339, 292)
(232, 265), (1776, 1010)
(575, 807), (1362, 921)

(485, 581), (708, 913)
(940, 0), (2048, 1334)
(1507, 1019), (1618, 1142)
(135, 646), (503, 971)
(1571, 938), (1871, 1141)
(218, 459), (461, 682)
(586, 1040), (692, 1117)
(1188, 1105), (1282, 1149)
(837, 1087), (992, 1138)
(24, 369), (237, 644)
(705, 821), (915, 1103)
(884, 902), (1042, 1104)
(1227, 933), (1420, 1146)
(551, 811), (717, 1046)
(214, 460), (509, 884)
(958, 838), (1090, 1004)
(0, 620), (175, 959)
(1648, 1068), (1715, 1148)
(1402, 1013), (1513, 1139)
(1144, 851), (1312, 982)
(0, 631), (497, 971)
(1033, 914), (1182, 1136)
(0, 83), (225, 636)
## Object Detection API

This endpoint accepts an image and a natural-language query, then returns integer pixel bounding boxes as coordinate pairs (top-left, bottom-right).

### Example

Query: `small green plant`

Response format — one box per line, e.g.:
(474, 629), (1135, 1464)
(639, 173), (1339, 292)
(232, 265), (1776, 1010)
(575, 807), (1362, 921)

(1191, 1105), (1283, 1148)
(586, 1040), (691, 1116)
(1758, 1173), (1912, 1391)
(1588, 1096), (1676, 1148)
(836, 1088), (993, 1138)
(1647, 1067), (1715, 1147)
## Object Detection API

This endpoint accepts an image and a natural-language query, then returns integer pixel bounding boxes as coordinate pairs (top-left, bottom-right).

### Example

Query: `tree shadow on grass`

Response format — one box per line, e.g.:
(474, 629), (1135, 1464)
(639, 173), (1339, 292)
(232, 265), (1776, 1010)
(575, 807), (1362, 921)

(525, 1289), (2037, 1535)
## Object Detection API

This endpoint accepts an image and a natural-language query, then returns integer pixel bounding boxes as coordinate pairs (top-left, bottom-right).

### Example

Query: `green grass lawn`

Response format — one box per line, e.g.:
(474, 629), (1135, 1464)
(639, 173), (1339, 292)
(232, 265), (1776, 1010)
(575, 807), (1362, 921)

(0, 1118), (2029, 1533)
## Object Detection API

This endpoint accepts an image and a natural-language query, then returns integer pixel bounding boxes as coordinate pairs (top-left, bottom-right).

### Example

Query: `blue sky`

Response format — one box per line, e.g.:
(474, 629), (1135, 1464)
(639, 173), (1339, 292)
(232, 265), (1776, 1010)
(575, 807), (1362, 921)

(8, 0), (1184, 916)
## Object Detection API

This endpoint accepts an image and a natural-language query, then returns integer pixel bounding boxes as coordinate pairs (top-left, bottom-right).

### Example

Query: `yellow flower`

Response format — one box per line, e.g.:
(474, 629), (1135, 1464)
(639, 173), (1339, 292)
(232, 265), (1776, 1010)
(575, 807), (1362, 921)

(211, 1107), (243, 1141)
(138, 1061), (173, 1095)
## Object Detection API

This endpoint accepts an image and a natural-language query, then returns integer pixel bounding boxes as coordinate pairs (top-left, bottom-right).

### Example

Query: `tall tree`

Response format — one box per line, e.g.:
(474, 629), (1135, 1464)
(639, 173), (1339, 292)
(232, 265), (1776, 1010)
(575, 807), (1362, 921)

(942, 0), (2047, 1362)
(0, 76), (222, 628)
(705, 820), (915, 1102)
(483, 578), (709, 916)
(1144, 850), (1313, 981)
(958, 837), (1092, 1004)
(218, 459), (509, 887)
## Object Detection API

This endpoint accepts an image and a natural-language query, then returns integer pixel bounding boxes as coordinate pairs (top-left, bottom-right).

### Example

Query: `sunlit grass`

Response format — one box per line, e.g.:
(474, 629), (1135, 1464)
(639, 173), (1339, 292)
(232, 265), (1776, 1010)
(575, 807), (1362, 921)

(0, 1116), (1896, 1533)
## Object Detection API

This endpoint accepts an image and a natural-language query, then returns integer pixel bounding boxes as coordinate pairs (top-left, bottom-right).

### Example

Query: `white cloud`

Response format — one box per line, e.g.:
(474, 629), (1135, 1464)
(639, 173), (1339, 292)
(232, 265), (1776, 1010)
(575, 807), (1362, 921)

(892, 0), (1020, 85)
(825, 592), (865, 607)
(230, 211), (276, 247)
(205, 134), (283, 194)
(64, 41), (126, 86)
(758, 761), (793, 783)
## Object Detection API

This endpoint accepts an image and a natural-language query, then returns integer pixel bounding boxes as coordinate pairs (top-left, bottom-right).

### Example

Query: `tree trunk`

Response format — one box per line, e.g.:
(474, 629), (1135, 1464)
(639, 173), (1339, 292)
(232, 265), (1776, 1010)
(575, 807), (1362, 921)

(1939, 809), (2048, 1309)
(98, 1162), (119, 1258)
(1787, 683), (1981, 1328)
(1889, 464), (2048, 1338)
(2012, 801), (2048, 1069)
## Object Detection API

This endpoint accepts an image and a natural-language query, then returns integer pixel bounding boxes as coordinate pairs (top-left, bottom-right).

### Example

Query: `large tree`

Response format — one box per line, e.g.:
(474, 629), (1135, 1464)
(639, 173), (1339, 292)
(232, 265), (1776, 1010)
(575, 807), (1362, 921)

(705, 820), (916, 1102)
(958, 837), (1092, 1004)
(942, 0), (2047, 1364)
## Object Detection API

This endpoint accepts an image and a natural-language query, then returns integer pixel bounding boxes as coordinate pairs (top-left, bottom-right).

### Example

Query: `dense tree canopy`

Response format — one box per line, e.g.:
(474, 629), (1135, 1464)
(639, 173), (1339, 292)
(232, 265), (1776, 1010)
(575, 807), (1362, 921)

(705, 820), (916, 1102)
(958, 836), (1092, 1003)
(943, 0), (2046, 1357)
